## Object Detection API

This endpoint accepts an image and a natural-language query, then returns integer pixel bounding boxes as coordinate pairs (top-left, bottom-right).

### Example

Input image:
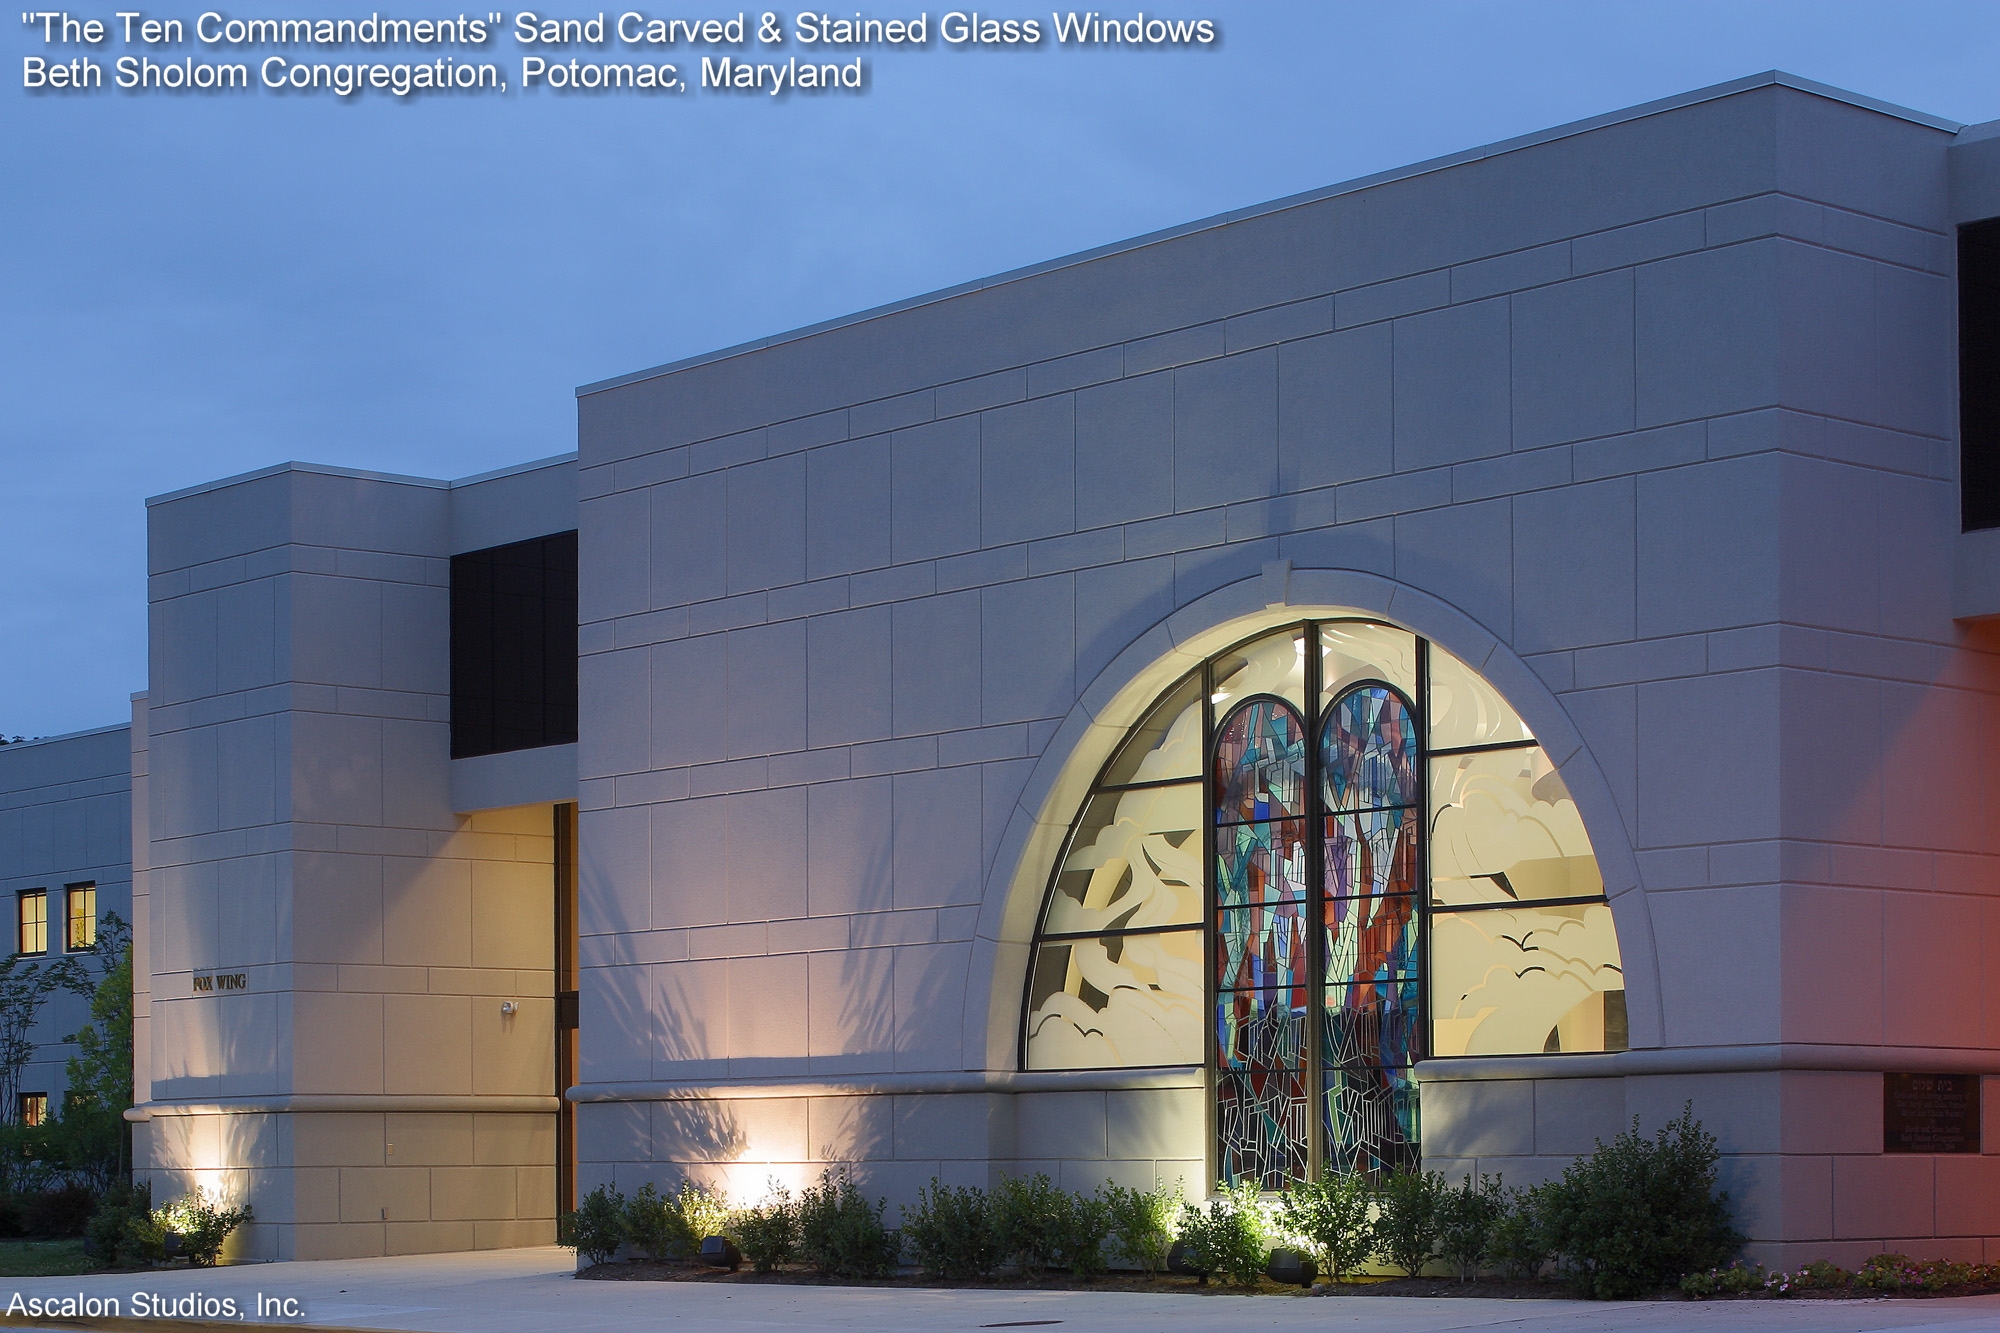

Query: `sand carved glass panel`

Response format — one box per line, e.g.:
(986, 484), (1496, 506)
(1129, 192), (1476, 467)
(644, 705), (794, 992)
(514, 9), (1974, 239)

(1022, 622), (1627, 1188)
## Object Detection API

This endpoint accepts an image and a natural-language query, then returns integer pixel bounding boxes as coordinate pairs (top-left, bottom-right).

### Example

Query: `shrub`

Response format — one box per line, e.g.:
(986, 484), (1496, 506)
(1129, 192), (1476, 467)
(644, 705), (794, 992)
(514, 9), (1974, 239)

(85, 1179), (161, 1266)
(1436, 1173), (1505, 1281)
(901, 1181), (1000, 1280)
(1487, 1182), (1553, 1281)
(621, 1183), (675, 1260)
(559, 1183), (626, 1266)
(1174, 1182), (1268, 1289)
(1680, 1259), (1765, 1298)
(1275, 1171), (1373, 1281)
(1051, 1187), (1113, 1280)
(154, 1187), (251, 1266)
(24, 1183), (97, 1238)
(991, 1173), (1064, 1276)
(1538, 1105), (1742, 1299)
(1102, 1179), (1181, 1276)
(1371, 1168), (1444, 1277)
(733, 1183), (798, 1273)
(796, 1168), (898, 1279)
(666, 1180), (733, 1256)
(1852, 1253), (1987, 1293)
(1778, 1258), (1853, 1293)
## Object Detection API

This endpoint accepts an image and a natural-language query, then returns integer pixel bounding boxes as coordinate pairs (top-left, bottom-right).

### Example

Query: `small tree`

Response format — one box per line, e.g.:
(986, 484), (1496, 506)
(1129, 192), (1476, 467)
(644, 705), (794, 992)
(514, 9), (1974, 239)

(56, 914), (133, 1190)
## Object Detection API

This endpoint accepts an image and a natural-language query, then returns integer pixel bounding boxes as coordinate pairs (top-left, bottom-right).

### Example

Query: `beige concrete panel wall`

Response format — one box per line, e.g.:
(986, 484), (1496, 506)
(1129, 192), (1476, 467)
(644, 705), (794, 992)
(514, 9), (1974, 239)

(131, 695), (152, 1109)
(576, 1085), (1200, 1224)
(142, 463), (573, 1257)
(145, 1109), (555, 1261)
(1424, 1070), (2000, 1265)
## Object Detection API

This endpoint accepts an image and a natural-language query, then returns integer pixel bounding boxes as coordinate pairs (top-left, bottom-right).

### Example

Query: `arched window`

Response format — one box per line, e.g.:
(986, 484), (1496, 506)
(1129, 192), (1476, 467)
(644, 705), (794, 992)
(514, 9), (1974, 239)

(1022, 620), (1627, 1187)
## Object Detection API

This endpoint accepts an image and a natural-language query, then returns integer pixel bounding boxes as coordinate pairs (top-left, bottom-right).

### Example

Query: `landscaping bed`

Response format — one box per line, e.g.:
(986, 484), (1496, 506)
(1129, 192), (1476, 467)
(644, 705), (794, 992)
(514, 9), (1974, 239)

(576, 1259), (2000, 1303)
(576, 1259), (1585, 1299)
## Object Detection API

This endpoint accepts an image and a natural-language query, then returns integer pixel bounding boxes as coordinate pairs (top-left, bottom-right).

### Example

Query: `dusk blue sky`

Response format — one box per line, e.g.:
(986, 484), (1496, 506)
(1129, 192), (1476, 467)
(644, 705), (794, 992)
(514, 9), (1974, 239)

(4, 1), (1997, 737)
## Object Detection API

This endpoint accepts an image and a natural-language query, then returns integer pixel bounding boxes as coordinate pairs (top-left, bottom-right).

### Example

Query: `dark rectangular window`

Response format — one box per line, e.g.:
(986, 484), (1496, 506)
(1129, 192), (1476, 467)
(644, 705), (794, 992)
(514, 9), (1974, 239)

(1960, 219), (2000, 530)
(450, 530), (579, 760)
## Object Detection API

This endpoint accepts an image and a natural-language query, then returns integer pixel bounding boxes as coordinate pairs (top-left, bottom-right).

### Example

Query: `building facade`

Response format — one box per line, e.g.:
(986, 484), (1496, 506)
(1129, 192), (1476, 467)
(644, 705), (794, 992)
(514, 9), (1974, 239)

(10, 71), (1998, 1266)
(0, 725), (134, 1125)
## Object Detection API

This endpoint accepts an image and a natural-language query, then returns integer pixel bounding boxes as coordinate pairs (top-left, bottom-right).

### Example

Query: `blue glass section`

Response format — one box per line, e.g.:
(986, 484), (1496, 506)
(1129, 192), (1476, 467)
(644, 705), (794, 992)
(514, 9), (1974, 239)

(1320, 686), (1418, 812)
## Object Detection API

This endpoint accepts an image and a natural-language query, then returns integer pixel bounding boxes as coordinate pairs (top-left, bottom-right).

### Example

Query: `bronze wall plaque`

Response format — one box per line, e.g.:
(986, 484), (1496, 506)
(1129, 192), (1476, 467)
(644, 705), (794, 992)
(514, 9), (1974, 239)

(1883, 1073), (1982, 1153)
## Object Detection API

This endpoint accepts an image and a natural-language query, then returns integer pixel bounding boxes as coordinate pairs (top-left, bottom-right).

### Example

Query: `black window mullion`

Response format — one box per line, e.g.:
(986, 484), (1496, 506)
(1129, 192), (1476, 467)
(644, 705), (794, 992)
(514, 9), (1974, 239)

(1416, 636), (1431, 1069)
(1432, 893), (1612, 916)
(1201, 655), (1217, 1189)
(1091, 775), (1204, 796)
(1428, 738), (1540, 759)
(1304, 621), (1324, 1183)
(1033, 921), (1205, 944)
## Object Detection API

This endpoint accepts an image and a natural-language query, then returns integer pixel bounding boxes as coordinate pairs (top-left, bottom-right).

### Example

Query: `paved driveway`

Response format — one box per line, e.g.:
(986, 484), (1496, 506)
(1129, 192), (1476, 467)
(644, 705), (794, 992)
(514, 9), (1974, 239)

(7, 1248), (2000, 1332)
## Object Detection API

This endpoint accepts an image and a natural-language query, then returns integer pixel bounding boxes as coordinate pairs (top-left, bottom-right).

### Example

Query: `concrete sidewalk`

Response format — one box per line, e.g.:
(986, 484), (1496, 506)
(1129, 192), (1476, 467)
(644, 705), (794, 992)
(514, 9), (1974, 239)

(6, 1248), (2000, 1333)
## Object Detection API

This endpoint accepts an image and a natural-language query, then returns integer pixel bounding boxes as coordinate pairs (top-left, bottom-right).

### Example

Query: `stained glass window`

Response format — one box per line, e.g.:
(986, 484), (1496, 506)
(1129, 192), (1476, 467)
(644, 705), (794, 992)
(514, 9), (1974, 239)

(1022, 624), (1627, 1188)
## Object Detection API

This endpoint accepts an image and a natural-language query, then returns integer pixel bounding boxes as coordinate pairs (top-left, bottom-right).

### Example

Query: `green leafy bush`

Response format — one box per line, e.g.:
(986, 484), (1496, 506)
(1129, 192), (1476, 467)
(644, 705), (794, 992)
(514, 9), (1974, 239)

(732, 1183), (798, 1273)
(1275, 1171), (1373, 1281)
(559, 1183), (626, 1266)
(796, 1168), (898, 1279)
(85, 1179), (162, 1266)
(991, 1173), (1064, 1276)
(1680, 1259), (1766, 1297)
(1436, 1173), (1505, 1281)
(901, 1181), (1000, 1280)
(1174, 1182), (1268, 1289)
(1102, 1179), (1181, 1276)
(1371, 1168), (1444, 1277)
(1051, 1187), (1113, 1280)
(154, 1187), (251, 1266)
(1853, 1253), (1982, 1293)
(1539, 1105), (1742, 1298)
(620, 1183), (674, 1259)
(1775, 1258), (1853, 1293)
(1487, 1181), (1552, 1281)
(666, 1180), (733, 1255)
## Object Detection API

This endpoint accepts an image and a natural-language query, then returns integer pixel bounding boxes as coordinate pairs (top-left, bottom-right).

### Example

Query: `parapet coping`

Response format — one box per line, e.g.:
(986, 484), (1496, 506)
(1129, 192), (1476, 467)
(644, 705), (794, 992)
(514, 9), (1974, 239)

(1416, 1043), (2000, 1082)
(125, 1093), (564, 1118)
(569, 1069), (1207, 1101)
(577, 71), (1963, 399)
(146, 451), (577, 509)
(0, 721), (130, 753)
(563, 1044), (2000, 1102)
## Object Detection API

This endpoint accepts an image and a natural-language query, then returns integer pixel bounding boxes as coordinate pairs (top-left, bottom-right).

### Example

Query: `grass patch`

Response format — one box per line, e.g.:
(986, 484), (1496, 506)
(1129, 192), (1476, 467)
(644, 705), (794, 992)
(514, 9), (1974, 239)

(0, 1239), (100, 1277)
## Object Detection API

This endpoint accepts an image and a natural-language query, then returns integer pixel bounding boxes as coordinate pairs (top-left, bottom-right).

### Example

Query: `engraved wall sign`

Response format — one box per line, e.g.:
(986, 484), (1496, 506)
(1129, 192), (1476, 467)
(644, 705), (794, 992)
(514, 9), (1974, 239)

(1883, 1073), (1982, 1154)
